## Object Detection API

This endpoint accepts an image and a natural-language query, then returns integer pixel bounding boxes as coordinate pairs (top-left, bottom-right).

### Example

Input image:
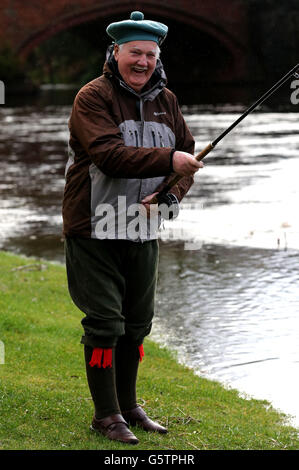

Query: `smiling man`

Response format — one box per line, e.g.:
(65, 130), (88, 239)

(114, 41), (159, 92)
(63, 11), (202, 445)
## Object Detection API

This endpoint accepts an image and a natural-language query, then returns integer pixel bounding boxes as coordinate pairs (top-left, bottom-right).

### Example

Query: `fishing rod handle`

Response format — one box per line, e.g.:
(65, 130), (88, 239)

(195, 142), (214, 161)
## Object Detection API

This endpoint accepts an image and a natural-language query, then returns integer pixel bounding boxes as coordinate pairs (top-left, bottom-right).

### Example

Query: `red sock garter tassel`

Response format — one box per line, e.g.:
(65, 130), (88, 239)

(89, 348), (112, 368)
(138, 344), (144, 362)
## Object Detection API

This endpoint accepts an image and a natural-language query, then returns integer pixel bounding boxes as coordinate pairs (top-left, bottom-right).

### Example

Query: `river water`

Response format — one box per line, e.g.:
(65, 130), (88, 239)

(0, 89), (299, 428)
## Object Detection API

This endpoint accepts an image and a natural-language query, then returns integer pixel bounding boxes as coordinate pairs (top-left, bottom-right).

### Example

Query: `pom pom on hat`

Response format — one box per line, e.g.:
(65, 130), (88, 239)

(106, 11), (168, 45)
(130, 11), (144, 21)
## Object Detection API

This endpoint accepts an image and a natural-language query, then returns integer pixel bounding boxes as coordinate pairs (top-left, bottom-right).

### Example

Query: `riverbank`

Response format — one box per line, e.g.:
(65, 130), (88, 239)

(0, 250), (298, 450)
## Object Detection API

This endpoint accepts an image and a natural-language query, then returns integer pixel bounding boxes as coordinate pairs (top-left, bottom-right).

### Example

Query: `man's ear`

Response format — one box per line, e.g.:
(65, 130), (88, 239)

(113, 44), (119, 61)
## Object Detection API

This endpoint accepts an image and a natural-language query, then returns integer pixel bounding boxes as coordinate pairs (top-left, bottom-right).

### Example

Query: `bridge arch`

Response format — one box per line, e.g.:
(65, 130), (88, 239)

(16, 1), (249, 83)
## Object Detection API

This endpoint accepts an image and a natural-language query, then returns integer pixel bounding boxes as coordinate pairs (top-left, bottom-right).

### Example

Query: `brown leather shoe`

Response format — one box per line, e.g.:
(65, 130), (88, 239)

(90, 414), (139, 445)
(122, 406), (168, 434)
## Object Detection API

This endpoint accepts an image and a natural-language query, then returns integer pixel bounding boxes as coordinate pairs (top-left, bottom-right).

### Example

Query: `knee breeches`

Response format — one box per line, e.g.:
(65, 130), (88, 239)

(65, 237), (159, 348)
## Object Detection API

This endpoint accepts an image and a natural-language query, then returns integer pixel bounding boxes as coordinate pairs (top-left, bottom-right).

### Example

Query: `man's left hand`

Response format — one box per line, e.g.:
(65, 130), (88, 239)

(141, 192), (159, 218)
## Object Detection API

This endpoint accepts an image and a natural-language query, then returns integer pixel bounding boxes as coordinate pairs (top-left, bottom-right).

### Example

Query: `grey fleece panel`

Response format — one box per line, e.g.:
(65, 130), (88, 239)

(89, 119), (175, 241)
(119, 120), (176, 148)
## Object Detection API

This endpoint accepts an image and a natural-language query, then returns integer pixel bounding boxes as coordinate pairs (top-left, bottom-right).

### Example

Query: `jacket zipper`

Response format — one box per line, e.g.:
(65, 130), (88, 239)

(152, 131), (156, 147)
(138, 98), (145, 220)
(139, 98), (144, 146)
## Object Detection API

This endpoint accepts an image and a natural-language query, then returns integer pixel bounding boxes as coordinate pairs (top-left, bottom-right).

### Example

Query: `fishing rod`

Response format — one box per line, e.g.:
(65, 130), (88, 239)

(152, 63), (299, 204)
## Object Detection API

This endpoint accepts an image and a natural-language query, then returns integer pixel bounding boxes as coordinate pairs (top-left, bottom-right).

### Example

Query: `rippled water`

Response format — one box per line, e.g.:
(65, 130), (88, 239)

(0, 98), (299, 427)
(152, 242), (299, 427)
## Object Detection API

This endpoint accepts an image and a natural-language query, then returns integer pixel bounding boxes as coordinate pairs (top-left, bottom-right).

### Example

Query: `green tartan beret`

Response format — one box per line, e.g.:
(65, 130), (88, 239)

(106, 11), (168, 46)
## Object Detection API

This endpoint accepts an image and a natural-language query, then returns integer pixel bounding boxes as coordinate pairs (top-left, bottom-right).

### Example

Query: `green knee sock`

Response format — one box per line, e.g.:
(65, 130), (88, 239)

(84, 345), (120, 419)
(115, 336), (140, 412)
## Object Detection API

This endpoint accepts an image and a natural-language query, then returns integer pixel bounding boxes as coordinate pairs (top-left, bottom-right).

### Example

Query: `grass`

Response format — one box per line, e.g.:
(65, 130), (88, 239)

(0, 249), (298, 450)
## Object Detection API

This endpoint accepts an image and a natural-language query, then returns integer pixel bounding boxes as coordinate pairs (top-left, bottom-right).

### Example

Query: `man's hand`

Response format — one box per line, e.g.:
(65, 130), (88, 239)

(173, 151), (204, 176)
(141, 192), (159, 217)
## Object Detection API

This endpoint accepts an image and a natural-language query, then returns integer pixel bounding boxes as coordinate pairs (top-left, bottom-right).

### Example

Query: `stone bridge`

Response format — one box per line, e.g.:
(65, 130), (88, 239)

(0, 0), (255, 84)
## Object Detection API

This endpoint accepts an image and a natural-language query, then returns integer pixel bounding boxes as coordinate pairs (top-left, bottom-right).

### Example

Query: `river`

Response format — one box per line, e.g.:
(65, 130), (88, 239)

(0, 88), (299, 428)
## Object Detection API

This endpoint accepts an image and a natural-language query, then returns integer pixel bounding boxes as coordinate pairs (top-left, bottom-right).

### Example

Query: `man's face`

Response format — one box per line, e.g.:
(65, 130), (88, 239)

(114, 41), (158, 93)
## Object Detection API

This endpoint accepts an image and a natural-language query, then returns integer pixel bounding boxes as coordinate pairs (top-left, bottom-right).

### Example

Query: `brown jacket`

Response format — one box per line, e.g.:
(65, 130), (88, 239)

(63, 51), (195, 240)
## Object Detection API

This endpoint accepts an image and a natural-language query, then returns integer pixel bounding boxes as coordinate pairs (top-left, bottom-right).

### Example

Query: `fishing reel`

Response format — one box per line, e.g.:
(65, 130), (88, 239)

(157, 192), (180, 220)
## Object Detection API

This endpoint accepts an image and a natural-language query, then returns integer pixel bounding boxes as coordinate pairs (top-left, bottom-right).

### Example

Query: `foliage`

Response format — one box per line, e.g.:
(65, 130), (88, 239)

(0, 45), (26, 82)
(27, 24), (107, 86)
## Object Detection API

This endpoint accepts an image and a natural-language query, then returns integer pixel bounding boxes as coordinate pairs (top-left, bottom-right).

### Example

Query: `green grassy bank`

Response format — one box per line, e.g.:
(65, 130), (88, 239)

(0, 250), (298, 450)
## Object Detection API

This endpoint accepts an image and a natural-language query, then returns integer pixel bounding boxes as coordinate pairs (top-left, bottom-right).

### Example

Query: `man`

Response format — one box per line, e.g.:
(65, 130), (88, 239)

(62, 11), (203, 445)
